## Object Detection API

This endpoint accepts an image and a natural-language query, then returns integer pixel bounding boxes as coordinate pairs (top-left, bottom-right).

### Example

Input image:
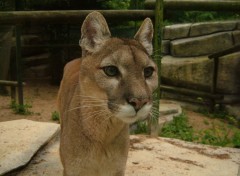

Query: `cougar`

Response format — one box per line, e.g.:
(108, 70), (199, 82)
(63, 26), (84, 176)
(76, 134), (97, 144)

(58, 11), (158, 176)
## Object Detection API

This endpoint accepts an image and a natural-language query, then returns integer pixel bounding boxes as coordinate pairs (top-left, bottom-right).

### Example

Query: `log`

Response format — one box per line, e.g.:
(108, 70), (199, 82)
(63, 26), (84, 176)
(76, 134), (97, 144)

(0, 10), (154, 25)
(160, 84), (223, 99)
(145, 0), (240, 11)
(0, 80), (26, 86)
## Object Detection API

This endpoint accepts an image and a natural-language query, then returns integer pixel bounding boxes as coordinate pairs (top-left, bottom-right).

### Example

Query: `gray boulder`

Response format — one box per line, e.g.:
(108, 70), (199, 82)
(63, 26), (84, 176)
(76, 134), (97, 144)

(0, 119), (60, 175)
(170, 32), (233, 57)
(163, 24), (191, 40)
(189, 21), (237, 37)
(161, 53), (240, 94)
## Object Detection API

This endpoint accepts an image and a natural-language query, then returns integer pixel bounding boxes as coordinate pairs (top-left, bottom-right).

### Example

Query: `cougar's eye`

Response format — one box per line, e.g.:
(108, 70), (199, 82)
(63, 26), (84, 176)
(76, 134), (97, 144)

(103, 66), (119, 77)
(144, 66), (154, 78)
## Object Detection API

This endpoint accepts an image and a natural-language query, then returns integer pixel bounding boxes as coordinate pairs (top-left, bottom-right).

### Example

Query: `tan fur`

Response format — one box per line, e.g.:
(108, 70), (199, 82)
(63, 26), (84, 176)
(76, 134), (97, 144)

(58, 11), (158, 176)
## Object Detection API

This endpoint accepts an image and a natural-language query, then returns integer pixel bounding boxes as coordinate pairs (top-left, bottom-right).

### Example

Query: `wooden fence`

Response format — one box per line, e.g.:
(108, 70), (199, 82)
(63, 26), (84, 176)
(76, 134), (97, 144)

(0, 0), (239, 134)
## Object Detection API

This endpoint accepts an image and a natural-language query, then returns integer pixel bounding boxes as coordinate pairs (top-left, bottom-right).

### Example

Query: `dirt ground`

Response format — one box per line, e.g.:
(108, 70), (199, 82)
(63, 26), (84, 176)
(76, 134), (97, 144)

(0, 78), (59, 123)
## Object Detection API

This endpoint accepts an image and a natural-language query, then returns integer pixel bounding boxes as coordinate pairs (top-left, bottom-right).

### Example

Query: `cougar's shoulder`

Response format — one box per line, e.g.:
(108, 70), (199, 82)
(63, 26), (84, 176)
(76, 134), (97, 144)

(57, 58), (81, 115)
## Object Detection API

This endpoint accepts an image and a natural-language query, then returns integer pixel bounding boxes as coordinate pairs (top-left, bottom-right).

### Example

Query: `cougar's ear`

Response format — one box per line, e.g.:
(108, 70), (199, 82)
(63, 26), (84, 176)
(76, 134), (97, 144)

(134, 18), (153, 55)
(79, 11), (111, 57)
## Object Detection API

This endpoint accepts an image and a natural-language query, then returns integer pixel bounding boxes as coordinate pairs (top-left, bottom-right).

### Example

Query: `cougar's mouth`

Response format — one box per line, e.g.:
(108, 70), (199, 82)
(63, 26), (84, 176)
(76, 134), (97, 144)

(108, 101), (152, 124)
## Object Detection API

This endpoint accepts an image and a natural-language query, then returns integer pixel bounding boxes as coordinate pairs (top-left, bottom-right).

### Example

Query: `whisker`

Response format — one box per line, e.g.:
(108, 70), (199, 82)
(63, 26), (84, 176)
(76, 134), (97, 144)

(66, 104), (106, 113)
(82, 109), (109, 121)
(75, 94), (107, 100)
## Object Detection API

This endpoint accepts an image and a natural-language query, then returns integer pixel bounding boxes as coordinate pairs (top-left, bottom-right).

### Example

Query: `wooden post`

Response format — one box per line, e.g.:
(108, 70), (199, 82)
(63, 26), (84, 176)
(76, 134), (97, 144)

(150, 0), (163, 136)
(15, 25), (24, 106)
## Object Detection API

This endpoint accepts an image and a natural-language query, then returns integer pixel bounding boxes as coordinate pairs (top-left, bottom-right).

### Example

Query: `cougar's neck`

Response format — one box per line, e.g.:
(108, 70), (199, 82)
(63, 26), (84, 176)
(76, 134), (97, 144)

(73, 85), (129, 144)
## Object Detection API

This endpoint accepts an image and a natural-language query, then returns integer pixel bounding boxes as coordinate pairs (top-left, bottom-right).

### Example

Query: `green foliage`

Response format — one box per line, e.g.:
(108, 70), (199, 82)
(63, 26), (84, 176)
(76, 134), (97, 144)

(160, 113), (197, 142)
(160, 112), (240, 148)
(101, 0), (130, 9)
(132, 121), (148, 134)
(198, 124), (231, 147)
(197, 105), (238, 127)
(167, 11), (240, 23)
(232, 132), (240, 148)
(131, 112), (240, 148)
(10, 100), (33, 115)
(51, 111), (60, 121)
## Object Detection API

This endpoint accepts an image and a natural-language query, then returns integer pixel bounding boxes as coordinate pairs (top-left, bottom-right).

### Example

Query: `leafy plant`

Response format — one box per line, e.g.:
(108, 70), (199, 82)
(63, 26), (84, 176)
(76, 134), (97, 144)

(160, 113), (197, 142)
(132, 121), (148, 134)
(10, 100), (33, 115)
(51, 111), (60, 121)
(199, 126), (231, 147)
(101, 0), (131, 9)
(232, 132), (240, 148)
(160, 112), (240, 148)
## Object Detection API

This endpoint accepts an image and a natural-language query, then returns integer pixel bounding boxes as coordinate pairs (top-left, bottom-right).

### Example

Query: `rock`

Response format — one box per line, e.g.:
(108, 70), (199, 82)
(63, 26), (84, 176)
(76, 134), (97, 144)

(24, 64), (50, 78)
(237, 22), (240, 30)
(225, 104), (240, 120)
(189, 21), (237, 37)
(162, 40), (170, 55)
(24, 53), (50, 67)
(161, 55), (212, 90)
(130, 100), (182, 133)
(0, 119), (60, 175)
(16, 135), (240, 176)
(170, 32), (233, 57)
(163, 24), (191, 40)
(16, 135), (62, 176)
(158, 100), (182, 129)
(161, 54), (240, 94)
(233, 31), (240, 45)
(218, 52), (240, 94)
(127, 136), (240, 176)
(12, 35), (42, 45)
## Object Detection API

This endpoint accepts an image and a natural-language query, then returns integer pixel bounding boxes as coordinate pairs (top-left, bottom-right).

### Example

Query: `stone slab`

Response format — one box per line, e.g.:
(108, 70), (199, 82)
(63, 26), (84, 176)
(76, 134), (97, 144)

(159, 100), (182, 128)
(161, 55), (212, 90)
(170, 32), (234, 57)
(163, 24), (191, 40)
(161, 54), (240, 94)
(130, 101), (182, 133)
(218, 52), (240, 94)
(237, 21), (240, 30)
(162, 40), (170, 55)
(0, 119), (60, 175)
(190, 21), (237, 37)
(233, 31), (240, 45)
(17, 135), (240, 176)
(127, 136), (240, 176)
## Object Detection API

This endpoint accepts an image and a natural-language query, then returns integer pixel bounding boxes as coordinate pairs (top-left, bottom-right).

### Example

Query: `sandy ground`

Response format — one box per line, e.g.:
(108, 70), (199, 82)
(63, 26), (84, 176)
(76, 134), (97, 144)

(0, 79), (59, 123)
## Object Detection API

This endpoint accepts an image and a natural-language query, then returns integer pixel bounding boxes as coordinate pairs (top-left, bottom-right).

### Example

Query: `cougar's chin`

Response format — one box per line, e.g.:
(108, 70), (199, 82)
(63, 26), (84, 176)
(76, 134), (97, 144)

(114, 104), (152, 124)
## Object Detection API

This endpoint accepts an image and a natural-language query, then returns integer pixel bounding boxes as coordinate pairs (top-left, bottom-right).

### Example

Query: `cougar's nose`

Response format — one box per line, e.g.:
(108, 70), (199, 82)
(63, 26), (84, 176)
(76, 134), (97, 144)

(127, 97), (149, 112)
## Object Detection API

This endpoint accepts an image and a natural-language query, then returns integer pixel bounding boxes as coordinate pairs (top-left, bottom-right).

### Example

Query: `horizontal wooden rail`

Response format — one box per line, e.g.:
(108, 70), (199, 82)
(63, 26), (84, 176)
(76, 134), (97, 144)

(161, 84), (223, 100)
(145, 0), (240, 11)
(0, 10), (154, 25)
(0, 80), (26, 86)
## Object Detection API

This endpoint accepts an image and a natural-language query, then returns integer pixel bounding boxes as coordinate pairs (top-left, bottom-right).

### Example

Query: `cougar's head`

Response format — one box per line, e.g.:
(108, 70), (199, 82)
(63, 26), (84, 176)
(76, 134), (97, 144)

(79, 11), (158, 123)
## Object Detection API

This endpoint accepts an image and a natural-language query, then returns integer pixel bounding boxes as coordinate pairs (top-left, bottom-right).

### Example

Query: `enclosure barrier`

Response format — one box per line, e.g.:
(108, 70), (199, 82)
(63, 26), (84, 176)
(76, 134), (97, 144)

(0, 80), (26, 100)
(0, 10), (155, 107)
(145, 0), (240, 11)
(0, 0), (239, 132)
(146, 0), (240, 111)
(208, 44), (240, 106)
